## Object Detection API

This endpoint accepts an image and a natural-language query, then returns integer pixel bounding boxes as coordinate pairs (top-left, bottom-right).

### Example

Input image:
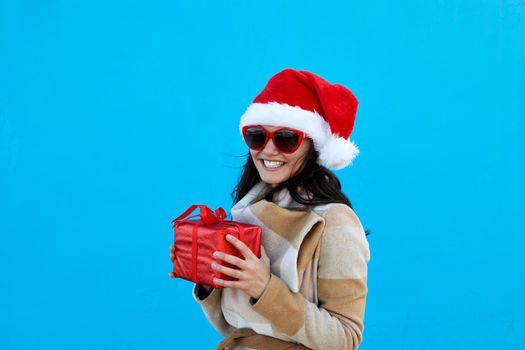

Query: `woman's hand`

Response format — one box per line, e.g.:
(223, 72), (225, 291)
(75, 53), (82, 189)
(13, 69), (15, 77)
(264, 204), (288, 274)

(168, 244), (177, 278)
(211, 234), (271, 300)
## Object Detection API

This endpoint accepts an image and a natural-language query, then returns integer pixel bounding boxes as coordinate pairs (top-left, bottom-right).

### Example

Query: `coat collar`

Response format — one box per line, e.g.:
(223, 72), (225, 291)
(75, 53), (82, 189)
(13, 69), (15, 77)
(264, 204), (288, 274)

(230, 181), (311, 220)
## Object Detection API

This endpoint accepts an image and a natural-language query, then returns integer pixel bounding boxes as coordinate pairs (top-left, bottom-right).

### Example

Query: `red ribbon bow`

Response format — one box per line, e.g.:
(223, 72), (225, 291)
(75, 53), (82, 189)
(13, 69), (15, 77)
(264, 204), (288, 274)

(172, 204), (227, 225)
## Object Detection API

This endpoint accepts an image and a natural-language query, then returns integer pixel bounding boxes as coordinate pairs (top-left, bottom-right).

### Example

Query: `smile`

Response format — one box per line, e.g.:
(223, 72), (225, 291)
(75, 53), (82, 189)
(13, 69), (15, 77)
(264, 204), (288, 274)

(261, 159), (286, 169)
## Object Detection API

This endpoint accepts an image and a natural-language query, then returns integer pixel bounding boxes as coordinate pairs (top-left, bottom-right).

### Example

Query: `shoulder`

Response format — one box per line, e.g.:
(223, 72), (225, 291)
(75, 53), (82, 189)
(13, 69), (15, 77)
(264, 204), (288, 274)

(312, 203), (370, 279)
(313, 203), (364, 232)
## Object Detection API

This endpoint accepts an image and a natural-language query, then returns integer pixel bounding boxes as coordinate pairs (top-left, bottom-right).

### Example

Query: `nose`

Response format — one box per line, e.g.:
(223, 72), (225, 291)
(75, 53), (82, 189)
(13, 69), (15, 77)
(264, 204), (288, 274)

(260, 137), (280, 155)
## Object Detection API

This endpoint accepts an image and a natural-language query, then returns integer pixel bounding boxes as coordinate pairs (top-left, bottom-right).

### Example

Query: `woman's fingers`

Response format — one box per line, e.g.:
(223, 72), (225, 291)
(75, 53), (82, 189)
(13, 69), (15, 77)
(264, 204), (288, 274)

(168, 245), (175, 278)
(225, 234), (256, 260)
(170, 245), (175, 262)
(213, 251), (246, 269)
(260, 245), (270, 263)
(211, 262), (242, 279)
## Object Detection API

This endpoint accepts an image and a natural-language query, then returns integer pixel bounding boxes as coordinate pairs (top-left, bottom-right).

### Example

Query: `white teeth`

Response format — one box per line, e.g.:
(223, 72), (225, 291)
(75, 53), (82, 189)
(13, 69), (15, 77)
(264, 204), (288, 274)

(263, 160), (285, 168)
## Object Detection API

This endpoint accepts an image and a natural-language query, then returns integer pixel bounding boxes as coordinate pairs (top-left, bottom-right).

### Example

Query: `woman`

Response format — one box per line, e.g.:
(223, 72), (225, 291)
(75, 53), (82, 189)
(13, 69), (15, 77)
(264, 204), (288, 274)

(170, 68), (371, 350)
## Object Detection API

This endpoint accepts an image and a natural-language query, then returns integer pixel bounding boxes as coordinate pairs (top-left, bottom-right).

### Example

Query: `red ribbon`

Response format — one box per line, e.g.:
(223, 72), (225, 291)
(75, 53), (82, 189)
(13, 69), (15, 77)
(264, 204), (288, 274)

(172, 204), (227, 225)
(172, 205), (245, 283)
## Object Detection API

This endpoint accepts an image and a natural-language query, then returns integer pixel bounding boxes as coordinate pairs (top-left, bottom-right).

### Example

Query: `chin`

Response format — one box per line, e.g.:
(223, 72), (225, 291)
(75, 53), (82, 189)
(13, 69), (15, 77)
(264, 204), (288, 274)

(258, 170), (289, 185)
(260, 174), (283, 185)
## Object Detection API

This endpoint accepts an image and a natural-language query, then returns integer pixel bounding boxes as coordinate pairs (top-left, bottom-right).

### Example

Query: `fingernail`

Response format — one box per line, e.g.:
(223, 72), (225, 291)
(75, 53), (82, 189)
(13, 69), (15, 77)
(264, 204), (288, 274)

(211, 262), (218, 268)
(213, 251), (221, 258)
(226, 234), (232, 240)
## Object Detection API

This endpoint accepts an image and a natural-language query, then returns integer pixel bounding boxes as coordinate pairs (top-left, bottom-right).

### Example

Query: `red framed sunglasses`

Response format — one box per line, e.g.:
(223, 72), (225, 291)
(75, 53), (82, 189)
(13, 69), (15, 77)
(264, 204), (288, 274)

(242, 125), (306, 154)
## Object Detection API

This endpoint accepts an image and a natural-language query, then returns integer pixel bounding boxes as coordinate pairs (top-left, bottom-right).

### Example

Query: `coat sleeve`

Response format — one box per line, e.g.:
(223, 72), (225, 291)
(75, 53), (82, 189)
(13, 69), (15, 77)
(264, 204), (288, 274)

(248, 204), (371, 350)
(192, 284), (235, 337)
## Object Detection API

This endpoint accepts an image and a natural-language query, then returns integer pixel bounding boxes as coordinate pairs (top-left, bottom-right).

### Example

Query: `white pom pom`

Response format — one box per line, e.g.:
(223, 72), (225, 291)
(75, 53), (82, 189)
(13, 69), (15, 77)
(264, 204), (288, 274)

(318, 137), (359, 170)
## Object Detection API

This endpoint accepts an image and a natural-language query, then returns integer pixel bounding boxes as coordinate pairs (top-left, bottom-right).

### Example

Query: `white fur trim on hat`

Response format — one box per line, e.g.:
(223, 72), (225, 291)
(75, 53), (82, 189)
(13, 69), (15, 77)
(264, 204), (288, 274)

(239, 102), (359, 169)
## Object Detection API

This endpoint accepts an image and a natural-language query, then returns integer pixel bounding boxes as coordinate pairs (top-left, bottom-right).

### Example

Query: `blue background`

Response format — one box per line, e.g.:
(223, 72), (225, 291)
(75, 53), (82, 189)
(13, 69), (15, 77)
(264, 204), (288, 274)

(1, 1), (524, 349)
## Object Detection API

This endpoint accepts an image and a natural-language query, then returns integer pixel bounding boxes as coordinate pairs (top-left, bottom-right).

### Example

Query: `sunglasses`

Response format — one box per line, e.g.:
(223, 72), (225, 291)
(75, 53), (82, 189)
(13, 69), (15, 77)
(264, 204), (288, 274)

(242, 125), (306, 154)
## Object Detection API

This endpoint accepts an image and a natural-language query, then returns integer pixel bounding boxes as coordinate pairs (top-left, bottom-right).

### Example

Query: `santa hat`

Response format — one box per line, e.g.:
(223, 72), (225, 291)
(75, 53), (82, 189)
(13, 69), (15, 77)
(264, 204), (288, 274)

(239, 68), (360, 170)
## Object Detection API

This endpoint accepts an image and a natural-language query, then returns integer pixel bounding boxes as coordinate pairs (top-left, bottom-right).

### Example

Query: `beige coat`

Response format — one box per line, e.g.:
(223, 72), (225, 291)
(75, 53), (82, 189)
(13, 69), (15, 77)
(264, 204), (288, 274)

(193, 181), (371, 350)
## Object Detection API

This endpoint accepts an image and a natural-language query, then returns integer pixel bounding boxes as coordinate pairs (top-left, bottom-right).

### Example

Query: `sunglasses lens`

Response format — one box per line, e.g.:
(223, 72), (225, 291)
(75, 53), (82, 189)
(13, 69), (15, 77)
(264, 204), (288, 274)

(274, 129), (300, 153)
(244, 127), (267, 150)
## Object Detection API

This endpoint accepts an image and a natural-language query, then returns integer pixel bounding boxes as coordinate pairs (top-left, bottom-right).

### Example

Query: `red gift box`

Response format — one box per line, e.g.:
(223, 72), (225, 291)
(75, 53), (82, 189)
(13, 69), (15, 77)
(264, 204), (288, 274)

(171, 204), (262, 289)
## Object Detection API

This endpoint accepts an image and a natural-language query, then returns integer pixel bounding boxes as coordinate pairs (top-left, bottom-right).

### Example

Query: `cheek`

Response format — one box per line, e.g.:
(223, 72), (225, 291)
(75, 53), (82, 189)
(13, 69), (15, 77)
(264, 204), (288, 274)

(286, 144), (311, 171)
(290, 142), (311, 163)
(250, 150), (259, 165)
(285, 152), (306, 170)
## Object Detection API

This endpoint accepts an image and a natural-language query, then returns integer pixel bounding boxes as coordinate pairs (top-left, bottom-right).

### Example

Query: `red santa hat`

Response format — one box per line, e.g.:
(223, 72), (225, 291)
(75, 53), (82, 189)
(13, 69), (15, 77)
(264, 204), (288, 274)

(239, 68), (360, 170)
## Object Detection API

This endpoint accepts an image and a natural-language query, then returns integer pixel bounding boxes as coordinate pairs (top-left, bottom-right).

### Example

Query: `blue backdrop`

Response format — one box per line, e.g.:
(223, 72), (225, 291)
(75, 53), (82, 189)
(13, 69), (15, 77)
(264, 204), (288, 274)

(1, 1), (524, 349)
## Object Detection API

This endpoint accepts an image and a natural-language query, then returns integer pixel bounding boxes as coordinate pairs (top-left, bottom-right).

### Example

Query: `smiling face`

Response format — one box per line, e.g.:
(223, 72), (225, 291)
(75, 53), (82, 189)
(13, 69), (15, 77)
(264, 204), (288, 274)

(250, 125), (312, 185)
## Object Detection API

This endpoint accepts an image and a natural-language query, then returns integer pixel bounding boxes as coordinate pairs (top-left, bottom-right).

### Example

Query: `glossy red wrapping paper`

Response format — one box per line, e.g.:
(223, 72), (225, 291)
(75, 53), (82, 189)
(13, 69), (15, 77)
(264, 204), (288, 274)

(171, 205), (261, 289)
